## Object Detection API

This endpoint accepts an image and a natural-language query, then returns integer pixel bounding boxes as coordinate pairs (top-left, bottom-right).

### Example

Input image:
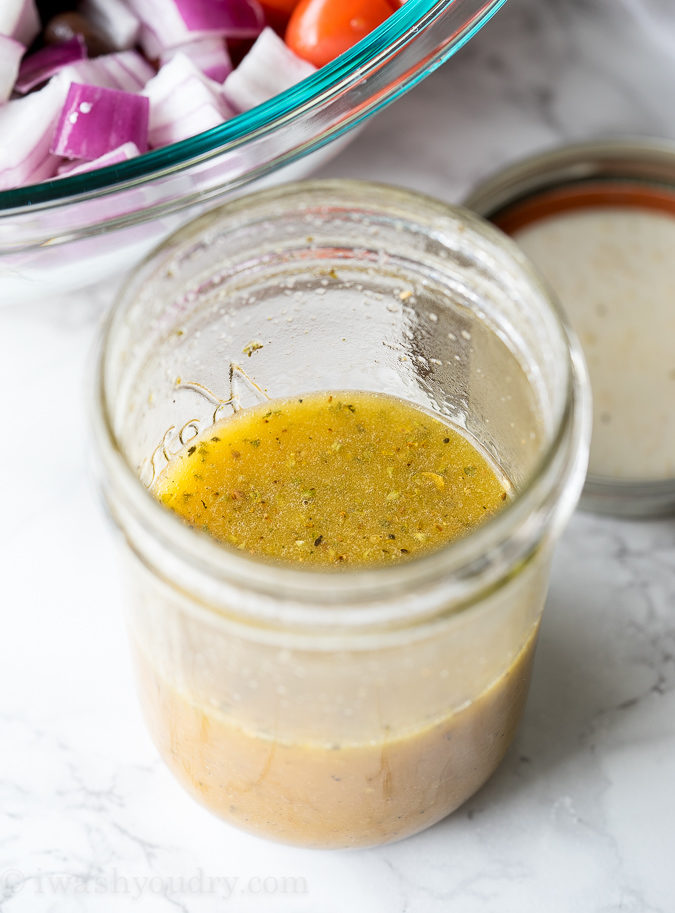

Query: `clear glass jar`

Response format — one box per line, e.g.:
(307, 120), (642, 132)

(92, 181), (590, 848)
(464, 137), (675, 517)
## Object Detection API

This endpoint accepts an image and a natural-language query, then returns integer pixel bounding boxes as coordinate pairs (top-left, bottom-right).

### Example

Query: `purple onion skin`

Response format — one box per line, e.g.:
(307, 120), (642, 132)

(177, 0), (265, 35)
(16, 35), (87, 94)
(50, 83), (150, 160)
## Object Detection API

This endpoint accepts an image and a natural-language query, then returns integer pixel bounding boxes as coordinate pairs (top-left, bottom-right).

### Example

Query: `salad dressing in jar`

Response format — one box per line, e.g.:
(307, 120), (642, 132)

(466, 139), (675, 516)
(513, 205), (675, 485)
(142, 390), (535, 845)
(93, 181), (589, 847)
(153, 391), (509, 566)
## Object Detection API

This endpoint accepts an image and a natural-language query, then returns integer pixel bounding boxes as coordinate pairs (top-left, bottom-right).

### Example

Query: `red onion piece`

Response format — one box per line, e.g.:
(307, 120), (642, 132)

(223, 27), (315, 112)
(78, 0), (141, 52)
(50, 82), (149, 161)
(129, 0), (264, 54)
(0, 35), (24, 104)
(160, 37), (233, 84)
(57, 51), (155, 94)
(0, 0), (40, 48)
(15, 36), (87, 95)
(137, 25), (163, 60)
(56, 141), (141, 176)
(143, 52), (233, 148)
(175, 0), (264, 35)
(150, 101), (227, 148)
(0, 76), (69, 190)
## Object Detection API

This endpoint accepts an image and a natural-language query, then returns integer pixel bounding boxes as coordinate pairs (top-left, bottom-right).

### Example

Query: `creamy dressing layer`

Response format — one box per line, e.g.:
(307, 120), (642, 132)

(515, 207), (675, 480)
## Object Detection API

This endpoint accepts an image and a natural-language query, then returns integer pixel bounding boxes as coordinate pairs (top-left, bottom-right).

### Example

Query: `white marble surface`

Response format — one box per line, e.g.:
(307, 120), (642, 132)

(1, 0), (675, 910)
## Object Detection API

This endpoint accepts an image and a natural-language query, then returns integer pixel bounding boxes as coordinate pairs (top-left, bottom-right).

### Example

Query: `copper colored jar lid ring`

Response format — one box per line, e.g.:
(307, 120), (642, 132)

(489, 181), (675, 235)
(464, 137), (675, 222)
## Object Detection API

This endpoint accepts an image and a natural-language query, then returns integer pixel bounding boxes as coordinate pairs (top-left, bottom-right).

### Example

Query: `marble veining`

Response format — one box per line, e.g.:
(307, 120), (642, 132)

(1, 0), (674, 910)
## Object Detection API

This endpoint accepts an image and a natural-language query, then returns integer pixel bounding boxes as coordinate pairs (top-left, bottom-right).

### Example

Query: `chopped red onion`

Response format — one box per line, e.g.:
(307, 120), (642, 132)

(0, 0), (40, 48)
(143, 52), (234, 147)
(175, 0), (264, 34)
(129, 0), (264, 55)
(160, 36), (233, 83)
(151, 100), (228, 148)
(15, 36), (87, 95)
(136, 25), (164, 60)
(0, 35), (24, 104)
(0, 76), (69, 190)
(50, 82), (149, 161)
(56, 141), (141, 176)
(1, 0), (385, 191)
(79, 0), (142, 52)
(57, 51), (155, 94)
(223, 27), (315, 112)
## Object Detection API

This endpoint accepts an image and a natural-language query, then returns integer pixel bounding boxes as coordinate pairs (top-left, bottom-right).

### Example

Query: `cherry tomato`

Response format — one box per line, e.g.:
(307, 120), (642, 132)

(286, 0), (395, 68)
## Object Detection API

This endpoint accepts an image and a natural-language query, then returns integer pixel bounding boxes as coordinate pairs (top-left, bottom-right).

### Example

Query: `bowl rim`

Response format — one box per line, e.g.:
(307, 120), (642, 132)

(0, 0), (508, 213)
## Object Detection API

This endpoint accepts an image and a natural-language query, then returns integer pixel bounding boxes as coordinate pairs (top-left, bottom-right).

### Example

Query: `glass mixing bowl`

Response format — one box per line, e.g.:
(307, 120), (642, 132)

(0, 0), (507, 303)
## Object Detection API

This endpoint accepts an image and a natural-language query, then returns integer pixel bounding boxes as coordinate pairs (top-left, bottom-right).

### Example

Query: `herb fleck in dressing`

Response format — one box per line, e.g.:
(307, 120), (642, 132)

(154, 391), (507, 565)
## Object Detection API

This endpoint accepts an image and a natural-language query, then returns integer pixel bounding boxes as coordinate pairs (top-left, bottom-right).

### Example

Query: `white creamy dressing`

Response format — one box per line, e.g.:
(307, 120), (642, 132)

(514, 207), (675, 481)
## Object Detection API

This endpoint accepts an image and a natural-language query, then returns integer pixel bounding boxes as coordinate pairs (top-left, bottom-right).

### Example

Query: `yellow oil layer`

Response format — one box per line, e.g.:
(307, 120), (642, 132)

(154, 391), (507, 566)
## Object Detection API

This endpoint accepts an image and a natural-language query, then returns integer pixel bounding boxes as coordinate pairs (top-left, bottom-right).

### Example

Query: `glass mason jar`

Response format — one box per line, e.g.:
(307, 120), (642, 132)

(92, 181), (590, 849)
(464, 138), (675, 517)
